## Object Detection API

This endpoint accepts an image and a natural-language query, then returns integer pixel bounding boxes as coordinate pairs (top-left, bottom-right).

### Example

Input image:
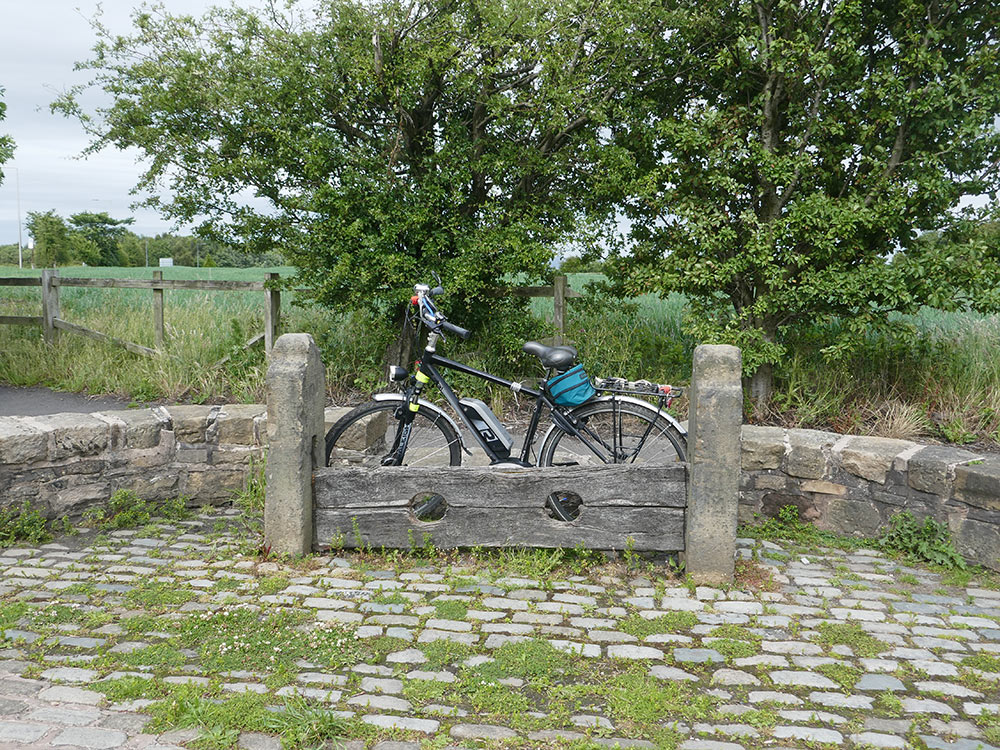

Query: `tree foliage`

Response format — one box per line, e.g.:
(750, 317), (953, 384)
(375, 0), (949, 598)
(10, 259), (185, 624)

(0, 87), (14, 185)
(67, 212), (134, 267)
(611, 0), (1000, 405)
(57, 0), (634, 334)
(26, 211), (72, 267)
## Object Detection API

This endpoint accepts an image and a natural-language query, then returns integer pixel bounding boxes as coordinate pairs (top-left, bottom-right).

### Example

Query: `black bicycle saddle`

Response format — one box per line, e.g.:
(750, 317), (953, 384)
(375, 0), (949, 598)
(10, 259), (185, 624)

(522, 341), (578, 371)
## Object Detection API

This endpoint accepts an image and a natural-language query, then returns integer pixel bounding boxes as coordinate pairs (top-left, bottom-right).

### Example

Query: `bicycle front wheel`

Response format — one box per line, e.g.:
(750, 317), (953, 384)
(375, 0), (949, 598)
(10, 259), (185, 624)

(538, 400), (686, 467)
(325, 400), (462, 468)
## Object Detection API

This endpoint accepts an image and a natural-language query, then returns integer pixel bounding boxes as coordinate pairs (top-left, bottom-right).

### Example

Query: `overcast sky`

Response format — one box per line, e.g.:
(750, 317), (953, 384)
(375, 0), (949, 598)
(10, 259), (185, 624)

(0, 1), (223, 247)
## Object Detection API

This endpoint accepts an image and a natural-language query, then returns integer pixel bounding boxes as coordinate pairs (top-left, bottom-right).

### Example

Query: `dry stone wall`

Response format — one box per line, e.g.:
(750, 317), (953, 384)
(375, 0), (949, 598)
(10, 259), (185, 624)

(740, 425), (1000, 570)
(0, 405), (267, 517)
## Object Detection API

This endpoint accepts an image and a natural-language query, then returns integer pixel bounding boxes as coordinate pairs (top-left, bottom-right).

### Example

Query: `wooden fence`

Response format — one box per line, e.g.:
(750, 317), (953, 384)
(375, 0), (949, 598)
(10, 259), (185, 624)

(0, 270), (280, 359)
(0, 271), (577, 356)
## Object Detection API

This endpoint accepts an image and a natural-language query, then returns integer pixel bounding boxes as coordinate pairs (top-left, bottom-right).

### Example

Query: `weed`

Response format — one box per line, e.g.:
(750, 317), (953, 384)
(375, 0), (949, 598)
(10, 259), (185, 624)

(814, 622), (887, 658)
(879, 511), (966, 570)
(619, 612), (698, 638)
(816, 662), (862, 691)
(255, 575), (290, 595)
(734, 559), (779, 591)
(602, 666), (716, 726)
(93, 676), (171, 703)
(961, 653), (1000, 673)
(232, 457), (265, 518)
(471, 639), (579, 686)
(897, 573), (920, 585)
(0, 500), (53, 547)
(419, 639), (474, 670)
(125, 583), (197, 610)
(401, 678), (450, 706)
(708, 638), (758, 660)
(84, 489), (189, 530)
(0, 602), (28, 630)
(875, 691), (904, 717)
(740, 505), (870, 551)
(432, 599), (469, 620)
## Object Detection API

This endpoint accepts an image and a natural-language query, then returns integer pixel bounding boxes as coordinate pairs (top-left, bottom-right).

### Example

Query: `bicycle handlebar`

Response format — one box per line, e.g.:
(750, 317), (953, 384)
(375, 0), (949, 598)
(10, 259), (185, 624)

(442, 320), (471, 340)
(413, 280), (472, 340)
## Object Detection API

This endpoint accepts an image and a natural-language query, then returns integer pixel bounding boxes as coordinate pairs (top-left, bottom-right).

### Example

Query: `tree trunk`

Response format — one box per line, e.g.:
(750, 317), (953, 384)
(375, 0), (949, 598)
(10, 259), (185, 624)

(746, 363), (773, 419)
(383, 303), (416, 375)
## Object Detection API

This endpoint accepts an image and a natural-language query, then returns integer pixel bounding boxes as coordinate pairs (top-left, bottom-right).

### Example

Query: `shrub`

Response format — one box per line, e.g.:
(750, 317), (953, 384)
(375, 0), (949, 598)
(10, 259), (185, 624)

(878, 511), (966, 570)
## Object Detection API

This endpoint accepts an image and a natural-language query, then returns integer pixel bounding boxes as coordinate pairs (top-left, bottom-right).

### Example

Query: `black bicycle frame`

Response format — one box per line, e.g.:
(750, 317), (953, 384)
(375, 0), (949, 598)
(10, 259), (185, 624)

(412, 347), (585, 465)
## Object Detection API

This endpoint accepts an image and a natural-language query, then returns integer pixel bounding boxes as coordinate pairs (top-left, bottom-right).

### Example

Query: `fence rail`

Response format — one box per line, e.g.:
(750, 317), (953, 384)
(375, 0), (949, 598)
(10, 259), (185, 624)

(0, 271), (577, 354)
(0, 270), (280, 360)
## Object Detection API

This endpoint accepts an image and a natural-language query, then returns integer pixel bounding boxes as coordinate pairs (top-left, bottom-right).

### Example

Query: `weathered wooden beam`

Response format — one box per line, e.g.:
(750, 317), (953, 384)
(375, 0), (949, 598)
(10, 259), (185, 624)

(52, 278), (266, 291)
(41, 269), (60, 345)
(0, 277), (42, 287)
(153, 270), (165, 349)
(0, 316), (42, 326)
(314, 464), (686, 552)
(264, 272), (280, 355)
(53, 319), (157, 358)
(512, 285), (582, 298)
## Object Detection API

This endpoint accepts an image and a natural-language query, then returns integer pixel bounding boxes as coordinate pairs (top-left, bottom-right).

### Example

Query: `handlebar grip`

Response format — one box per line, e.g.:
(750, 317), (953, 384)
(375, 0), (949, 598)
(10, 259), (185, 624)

(442, 320), (471, 340)
(430, 286), (445, 298)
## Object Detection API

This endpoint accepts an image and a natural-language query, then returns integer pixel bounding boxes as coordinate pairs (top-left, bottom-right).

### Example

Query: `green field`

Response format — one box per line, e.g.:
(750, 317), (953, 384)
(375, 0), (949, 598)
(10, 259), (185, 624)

(2, 264), (1000, 446)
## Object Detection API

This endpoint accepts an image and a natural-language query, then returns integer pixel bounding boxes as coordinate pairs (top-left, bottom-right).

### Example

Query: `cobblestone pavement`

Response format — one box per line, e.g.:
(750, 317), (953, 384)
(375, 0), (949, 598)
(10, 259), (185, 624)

(1, 508), (999, 749)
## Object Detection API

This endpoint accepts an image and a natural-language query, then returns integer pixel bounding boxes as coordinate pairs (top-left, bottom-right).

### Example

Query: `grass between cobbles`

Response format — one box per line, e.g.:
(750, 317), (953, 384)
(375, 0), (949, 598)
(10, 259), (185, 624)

(5, 509), (1000, 750)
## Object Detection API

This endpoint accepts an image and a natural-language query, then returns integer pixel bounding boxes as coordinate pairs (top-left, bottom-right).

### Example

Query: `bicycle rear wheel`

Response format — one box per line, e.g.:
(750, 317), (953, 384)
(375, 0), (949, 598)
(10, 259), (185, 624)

(325, 400), (462, 468)
(538, 400), (686, 467)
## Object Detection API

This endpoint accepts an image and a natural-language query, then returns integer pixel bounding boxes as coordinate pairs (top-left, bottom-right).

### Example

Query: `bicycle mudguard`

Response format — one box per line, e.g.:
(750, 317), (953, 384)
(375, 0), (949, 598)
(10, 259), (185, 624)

(371, 393), (470, 455)
(538, 394), (687, 450)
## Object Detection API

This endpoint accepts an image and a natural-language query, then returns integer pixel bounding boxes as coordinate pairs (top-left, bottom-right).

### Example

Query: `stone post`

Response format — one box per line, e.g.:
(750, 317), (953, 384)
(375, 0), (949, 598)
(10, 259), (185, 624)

(264, 333), (325, 556)
(684, 344), (742, 584)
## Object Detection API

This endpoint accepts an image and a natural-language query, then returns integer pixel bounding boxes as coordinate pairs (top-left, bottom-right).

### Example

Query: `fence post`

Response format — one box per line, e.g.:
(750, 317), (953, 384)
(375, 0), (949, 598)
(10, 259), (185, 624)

(264, 272), (281, 355)
(264, 333), (325, 556)
(41, 269), (60, 345)
(684, 344), (742, 584)
(553, 274), (567, 346)
(153, 270), (165, 350)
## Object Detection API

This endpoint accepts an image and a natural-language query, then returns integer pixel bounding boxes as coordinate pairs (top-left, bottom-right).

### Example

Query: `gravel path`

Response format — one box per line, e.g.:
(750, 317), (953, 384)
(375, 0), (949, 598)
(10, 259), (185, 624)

(1, 509), (999, 749)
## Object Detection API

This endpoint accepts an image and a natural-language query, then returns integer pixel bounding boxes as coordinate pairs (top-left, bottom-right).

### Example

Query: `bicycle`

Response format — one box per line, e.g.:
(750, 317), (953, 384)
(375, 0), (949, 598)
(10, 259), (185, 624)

(324, 280), (687, 518)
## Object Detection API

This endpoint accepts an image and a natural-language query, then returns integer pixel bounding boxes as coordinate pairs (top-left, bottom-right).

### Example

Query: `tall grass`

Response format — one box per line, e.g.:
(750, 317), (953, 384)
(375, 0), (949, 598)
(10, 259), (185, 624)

(4, 265), (1000, 445)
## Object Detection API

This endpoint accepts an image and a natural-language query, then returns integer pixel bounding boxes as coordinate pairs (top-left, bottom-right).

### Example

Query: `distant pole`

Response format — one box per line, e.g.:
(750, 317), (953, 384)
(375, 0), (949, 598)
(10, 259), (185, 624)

(14, 167), (22, 268)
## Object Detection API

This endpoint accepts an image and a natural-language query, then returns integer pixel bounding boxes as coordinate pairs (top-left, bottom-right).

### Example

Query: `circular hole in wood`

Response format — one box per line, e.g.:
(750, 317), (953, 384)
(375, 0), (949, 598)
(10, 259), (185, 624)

(545, 491), (582, 522)
(410, 493), (447, 523)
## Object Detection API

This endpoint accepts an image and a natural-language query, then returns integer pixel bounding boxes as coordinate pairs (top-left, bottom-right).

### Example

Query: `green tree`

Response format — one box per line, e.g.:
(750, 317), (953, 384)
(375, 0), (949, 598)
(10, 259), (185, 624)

(0, 87), (14, 184)
(612, 0), (1000, 409)
(57, 0), (633, 364)
(26, 211), (72, 267)
(68, 212), (134, 266)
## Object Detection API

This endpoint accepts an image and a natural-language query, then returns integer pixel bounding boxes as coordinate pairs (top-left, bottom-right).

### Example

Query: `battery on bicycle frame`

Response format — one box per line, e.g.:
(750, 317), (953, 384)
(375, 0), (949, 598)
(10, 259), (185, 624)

(458, 398), (514, 459)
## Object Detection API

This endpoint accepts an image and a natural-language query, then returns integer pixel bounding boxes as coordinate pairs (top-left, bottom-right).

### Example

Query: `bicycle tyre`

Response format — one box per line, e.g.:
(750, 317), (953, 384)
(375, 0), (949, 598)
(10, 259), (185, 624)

(325, 400), (462, 468)
(537, 400), (686, 466)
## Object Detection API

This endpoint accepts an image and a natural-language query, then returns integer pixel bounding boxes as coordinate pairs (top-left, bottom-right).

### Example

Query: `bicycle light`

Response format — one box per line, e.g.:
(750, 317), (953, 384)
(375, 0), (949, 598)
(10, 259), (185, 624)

(388, 366), (409, 382)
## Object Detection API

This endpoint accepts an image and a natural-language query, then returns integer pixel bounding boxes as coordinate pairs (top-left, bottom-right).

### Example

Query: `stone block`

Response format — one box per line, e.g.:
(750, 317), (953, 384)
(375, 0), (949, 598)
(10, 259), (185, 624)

(0, 417), (48, 464)
(176, 449), (210, 464)
(213, 446), (261, 465)
(324, 406), (352, 433)
(182, 469), (247, 502)
(755, 474), (787, 491)
(741, 426), (785, 470)
(111, 472), (179, 500)
(96, 409), (165, 450)
(49, 482), (112, 516)
(217, 405), (266, 445)
(819, 496), (884, 537)
(952, 517), (1000, 571)
(786, 429), (837, 479)
(800, 479), (846, 496)
(953, 457), (1000, 512)
(685, 345), (741, 585)
(265, 334), (326, 556)
(762, 492), (820, 522)
(27, 413), (110, 460)
(165, 405), (215, 443)
(908, 446), (980, 497)
(836, 436), (917, 484)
